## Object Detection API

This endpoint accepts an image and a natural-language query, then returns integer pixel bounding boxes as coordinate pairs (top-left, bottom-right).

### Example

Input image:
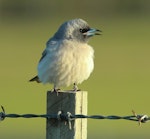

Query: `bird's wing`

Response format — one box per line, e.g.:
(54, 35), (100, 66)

(30, 38), (60, 83)
(39, 38), (59, 63)
(39, 50), (47, 62)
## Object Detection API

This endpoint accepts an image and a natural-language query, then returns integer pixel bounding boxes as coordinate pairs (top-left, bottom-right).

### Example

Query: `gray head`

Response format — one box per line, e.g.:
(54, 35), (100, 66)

(53, 19), (101, 43)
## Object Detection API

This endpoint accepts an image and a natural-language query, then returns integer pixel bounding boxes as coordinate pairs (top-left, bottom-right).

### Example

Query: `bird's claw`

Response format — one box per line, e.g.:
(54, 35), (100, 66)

(73, 83), (81, 92)
(51, 88), (61, 96)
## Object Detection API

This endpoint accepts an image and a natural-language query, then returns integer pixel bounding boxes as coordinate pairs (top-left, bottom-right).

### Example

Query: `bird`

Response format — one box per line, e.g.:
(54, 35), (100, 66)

(29, 18), (101, 92)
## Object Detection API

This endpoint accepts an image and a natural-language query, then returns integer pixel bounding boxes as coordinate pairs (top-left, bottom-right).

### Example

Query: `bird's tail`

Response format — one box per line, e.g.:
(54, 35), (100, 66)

(29, 76), (41, 83)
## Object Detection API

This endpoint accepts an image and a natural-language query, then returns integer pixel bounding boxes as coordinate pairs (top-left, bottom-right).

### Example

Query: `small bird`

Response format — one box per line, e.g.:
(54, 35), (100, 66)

(29, 18), (101, 92)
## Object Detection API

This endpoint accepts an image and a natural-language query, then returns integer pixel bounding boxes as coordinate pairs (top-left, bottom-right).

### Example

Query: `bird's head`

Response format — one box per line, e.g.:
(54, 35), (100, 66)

(54, 19), (101, 43)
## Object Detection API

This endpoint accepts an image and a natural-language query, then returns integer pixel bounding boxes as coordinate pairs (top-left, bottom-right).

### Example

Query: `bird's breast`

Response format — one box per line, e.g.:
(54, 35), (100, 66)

(38, 41), (94, 87)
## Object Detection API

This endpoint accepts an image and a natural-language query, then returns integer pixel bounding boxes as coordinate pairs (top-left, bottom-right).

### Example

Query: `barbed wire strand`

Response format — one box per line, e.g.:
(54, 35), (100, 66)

(0, 106), (149, 127)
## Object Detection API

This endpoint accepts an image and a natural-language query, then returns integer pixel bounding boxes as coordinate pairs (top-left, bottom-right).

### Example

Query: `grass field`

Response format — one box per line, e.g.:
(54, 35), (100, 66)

(0, 4), (150, 139)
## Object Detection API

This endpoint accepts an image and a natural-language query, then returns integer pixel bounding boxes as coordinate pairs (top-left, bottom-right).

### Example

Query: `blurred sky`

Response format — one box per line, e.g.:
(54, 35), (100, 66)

(0, 0), (150, 139)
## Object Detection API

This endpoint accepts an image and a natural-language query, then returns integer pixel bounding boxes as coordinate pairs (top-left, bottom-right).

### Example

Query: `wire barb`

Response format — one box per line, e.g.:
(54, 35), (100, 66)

(0, 106), (5, 121)
(57, 111), (62, 120)
(66, 112), (73, 130)
(132, 110), (149, 126)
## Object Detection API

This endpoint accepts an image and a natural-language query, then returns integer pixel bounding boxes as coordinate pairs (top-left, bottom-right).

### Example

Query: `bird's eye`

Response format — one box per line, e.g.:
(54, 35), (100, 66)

(80, 28), (90, 33)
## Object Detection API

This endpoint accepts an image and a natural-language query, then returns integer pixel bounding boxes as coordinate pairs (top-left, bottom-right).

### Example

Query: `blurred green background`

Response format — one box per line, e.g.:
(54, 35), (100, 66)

(0, 0), (150, 139)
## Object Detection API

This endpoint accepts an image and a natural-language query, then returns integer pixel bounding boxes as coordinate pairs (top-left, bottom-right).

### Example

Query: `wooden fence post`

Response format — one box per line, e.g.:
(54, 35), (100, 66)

(46, 91), (87, 139)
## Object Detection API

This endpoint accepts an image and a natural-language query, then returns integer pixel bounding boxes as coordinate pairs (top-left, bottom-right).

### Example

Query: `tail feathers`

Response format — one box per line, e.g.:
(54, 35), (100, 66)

(29, 76), (41, 83)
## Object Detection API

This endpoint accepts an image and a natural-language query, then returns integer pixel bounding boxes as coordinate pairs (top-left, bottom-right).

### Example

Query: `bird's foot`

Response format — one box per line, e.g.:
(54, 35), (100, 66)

(51, 88), (60, 96)
(73, 83), (81, 92)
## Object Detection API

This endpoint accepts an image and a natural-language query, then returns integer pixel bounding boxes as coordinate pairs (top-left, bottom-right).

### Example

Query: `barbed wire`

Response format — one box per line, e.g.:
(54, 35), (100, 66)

(0, 106), (149, 129)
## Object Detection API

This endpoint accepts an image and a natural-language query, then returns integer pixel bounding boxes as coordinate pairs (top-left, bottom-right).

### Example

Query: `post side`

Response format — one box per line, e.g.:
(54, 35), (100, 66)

(46, 91), (87, 139)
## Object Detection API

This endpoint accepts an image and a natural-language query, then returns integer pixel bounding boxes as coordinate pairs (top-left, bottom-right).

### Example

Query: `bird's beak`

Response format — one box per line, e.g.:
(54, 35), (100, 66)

(83, 28), (102, 36)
